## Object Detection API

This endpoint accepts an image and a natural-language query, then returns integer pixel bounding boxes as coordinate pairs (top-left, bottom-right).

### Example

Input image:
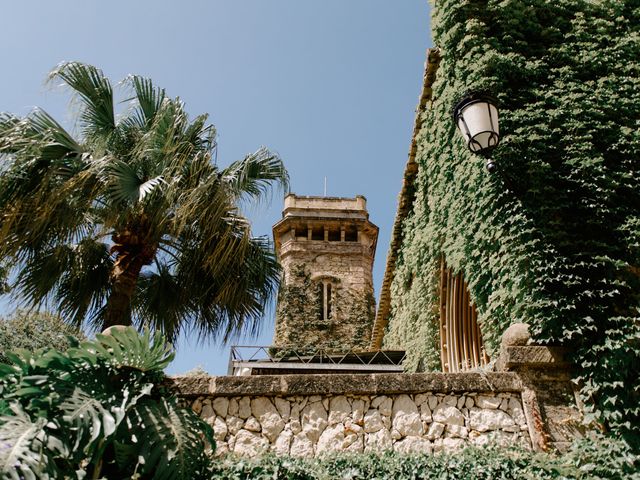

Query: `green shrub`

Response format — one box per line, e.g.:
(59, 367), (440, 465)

(209, 439), (640, 480)
(0, 310), (85, 364)
(0, 327), (214, 479)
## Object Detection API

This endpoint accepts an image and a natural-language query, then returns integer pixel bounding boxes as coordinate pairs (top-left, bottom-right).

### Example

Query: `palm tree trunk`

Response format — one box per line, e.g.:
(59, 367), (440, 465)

(103, 253), (147, 329)
(103, 220), (156, 330)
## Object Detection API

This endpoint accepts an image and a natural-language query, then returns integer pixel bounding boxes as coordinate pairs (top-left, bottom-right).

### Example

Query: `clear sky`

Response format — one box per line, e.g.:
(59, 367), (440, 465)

(0, 0), (432, 374)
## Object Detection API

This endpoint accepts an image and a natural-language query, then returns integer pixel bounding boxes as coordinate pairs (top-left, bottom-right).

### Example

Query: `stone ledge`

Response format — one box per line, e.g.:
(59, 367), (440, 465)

(496, 346), (571, 371)
(168, 372), (523, 397)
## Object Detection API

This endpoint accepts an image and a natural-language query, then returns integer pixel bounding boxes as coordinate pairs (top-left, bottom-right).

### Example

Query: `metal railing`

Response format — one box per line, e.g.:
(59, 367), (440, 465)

(227, 346), (406, 375)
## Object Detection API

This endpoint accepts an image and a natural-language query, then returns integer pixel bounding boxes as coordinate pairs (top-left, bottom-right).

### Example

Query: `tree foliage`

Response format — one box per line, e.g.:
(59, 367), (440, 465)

(0, 326), (214, 479)
(383, 0), (640, 444)
(0, 310), (85, 364)
(0, 62), (289, 343)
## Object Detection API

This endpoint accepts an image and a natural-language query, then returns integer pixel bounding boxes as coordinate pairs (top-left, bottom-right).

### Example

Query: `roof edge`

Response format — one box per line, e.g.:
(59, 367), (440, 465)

(370, 47), (441, 350)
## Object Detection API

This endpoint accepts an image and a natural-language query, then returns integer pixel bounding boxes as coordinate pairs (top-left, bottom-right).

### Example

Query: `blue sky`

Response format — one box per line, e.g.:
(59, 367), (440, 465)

(0, 0), (431, 374)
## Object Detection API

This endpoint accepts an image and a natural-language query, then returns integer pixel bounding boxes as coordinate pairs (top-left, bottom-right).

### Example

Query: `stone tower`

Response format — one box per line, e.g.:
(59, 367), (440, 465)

(272, 194), (378, 352)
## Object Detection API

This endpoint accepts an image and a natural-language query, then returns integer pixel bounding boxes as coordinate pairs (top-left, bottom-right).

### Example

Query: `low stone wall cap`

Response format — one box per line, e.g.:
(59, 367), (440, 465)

(168, 372), (523, 397)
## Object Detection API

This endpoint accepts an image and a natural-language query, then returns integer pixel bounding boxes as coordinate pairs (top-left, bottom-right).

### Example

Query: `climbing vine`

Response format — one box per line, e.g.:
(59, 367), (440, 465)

(384, 0), (640, 445)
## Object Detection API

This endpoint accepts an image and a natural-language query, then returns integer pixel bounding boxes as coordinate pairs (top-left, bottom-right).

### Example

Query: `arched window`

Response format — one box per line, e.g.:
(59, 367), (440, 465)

(440, 260), (490, 372)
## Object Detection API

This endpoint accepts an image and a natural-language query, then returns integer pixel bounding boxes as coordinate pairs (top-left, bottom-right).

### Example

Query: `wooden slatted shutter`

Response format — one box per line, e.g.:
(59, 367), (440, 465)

(439, 259), (490, 372)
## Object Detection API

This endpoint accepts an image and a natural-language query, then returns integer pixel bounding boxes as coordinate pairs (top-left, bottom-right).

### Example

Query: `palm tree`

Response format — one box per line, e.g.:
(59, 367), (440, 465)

(0, 62), (289, 343)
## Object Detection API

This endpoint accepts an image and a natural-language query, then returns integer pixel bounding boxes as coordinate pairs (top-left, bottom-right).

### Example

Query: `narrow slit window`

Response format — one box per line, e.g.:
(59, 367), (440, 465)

(319, 280), (334, 321)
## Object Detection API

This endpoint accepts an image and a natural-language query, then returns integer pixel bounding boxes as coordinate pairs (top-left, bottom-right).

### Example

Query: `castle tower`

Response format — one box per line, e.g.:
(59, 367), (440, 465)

(272, 194), (378, 352)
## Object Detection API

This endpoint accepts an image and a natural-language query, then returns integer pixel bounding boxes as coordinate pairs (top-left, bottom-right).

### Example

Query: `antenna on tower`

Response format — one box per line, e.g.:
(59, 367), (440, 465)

(324, 177), (327, 197)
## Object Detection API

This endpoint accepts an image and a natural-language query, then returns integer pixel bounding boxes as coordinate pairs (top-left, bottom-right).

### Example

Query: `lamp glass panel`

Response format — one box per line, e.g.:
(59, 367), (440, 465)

(457, 102), (499, 150)
(468, 132), (496, 152)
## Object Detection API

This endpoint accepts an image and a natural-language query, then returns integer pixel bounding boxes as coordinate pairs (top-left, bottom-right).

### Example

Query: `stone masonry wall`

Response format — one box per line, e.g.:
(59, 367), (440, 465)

(170, 372), (543, 458)
(191, 391), (530, 457)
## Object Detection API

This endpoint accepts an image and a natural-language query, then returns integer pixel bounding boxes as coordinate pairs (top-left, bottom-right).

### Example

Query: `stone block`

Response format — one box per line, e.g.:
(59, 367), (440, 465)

(469, 407), (515, 432)
(212, 397), (229, 417)
(432, 404), (465, 426)
(233, 429), (268, 457)
(501, 323), (531, 347)
(329, 396), (352, 425)
(364, 409), (385, 433)
(393, 436), (432, 454)
(392, 394), (423, 436)
(496, 346), (571, 371)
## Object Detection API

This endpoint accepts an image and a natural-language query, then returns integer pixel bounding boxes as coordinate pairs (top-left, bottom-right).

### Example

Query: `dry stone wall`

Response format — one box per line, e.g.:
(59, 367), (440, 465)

(171, 335), (585, 457)
(173, 372), (533, 458)
(192, 391), (530, 457)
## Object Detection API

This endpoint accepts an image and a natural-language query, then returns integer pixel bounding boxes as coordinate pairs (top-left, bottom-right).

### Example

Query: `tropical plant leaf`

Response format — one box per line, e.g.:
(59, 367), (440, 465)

(127, 397), (213, 480)
(0, 326), (213, 477)
(60, 387), (116, 451)
(92, 326), (174, 372)
(0, 405), (51, 480)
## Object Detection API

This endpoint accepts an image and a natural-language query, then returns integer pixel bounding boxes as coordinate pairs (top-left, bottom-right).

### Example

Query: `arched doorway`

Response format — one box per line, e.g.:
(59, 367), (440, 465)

(439, 259), (490, 372)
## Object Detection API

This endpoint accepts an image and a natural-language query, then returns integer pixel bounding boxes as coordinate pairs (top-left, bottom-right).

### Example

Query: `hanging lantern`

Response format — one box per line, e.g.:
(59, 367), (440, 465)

(452, 92), (500, 171)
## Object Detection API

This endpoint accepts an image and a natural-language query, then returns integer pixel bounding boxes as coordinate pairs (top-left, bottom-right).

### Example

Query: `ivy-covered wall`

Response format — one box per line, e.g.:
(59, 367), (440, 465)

(274, 264), (375, 353)
(383, 0), (640, 443)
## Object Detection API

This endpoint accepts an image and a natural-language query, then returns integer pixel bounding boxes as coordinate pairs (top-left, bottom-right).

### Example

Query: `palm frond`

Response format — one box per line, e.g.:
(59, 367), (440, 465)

(27, 109), (83, 158)
(106, 160), (165, 204)
(160, 233), (280, 343)
(11, 238), (110, 328)
(0, 109), (81, 164)
(0, 113), (21, 154)
(180, 113), (216, 155)
(132, 97), (191, 172)
(48, 62), (115, 139)
(133, 262), (190, 343)
(0, 110), (97, 262)
(221, 146), (289, 203)
(55, 238), (112, 327)
(14, 245), (73, 308)
(123, 75), (166, 128)
(0, 108), (83, 202)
